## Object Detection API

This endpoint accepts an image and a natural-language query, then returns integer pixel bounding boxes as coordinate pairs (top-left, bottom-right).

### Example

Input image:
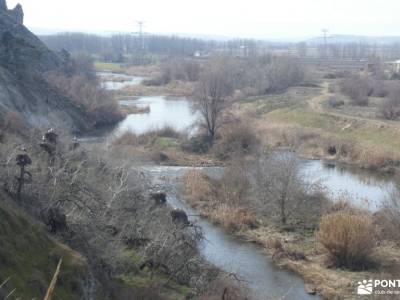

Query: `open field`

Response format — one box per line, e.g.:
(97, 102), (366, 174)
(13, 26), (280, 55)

(94, 61), (125, 73)
(238, 81), (400, 171)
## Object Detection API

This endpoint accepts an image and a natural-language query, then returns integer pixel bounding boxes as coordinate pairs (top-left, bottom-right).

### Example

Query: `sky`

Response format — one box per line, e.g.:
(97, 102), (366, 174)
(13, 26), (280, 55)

(6, 0), (400, 40)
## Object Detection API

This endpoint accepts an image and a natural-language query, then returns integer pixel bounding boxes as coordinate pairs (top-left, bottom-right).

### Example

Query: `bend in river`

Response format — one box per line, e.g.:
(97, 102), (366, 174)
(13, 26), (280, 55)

(95, 73), (396, 299)
(138, 165), (318, 300)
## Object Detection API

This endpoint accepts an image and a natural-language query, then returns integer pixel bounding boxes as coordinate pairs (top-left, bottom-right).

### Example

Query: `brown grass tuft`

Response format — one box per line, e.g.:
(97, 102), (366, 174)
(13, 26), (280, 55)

(181, 170), (213, 209)
(112, 126), (182, 147)
(210, 204), (256, 233)
(317, 212), (376, 269)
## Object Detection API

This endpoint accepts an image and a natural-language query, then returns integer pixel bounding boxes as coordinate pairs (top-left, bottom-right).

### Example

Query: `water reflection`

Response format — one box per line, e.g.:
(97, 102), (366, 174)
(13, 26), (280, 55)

(301, 160), (394, 211)
(113, 96), (199, 135)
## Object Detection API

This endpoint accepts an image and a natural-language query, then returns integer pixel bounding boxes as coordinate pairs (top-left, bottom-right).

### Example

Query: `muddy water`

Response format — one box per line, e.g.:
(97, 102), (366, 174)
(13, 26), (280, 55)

(138, 166), (318, 300)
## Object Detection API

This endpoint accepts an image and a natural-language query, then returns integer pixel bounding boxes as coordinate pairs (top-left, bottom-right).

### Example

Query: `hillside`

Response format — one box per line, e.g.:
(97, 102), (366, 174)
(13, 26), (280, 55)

(0, 193), (90, 299)
(0, 1), (90, 132)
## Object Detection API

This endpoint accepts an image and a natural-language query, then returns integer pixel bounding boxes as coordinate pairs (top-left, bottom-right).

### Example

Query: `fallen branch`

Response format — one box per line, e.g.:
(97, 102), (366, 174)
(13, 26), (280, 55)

(43, 258), (62, 300)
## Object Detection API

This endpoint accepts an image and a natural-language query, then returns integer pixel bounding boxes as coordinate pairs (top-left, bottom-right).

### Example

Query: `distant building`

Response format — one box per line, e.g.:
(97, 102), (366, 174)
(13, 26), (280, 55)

(387, 59), (400, 73)
(193, 50), (210, 58)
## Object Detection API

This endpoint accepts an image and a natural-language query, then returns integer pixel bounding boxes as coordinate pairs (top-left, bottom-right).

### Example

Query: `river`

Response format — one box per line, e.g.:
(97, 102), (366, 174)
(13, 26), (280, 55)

(97, 73), (395, 299)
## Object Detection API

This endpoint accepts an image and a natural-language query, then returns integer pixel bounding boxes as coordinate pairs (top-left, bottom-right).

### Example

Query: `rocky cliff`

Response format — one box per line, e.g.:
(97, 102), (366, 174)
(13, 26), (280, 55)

(0, 1), (90, 132)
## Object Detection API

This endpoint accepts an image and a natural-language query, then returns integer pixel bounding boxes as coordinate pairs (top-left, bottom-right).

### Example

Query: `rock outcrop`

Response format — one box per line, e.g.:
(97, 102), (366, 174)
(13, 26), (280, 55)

(8, 4), (23, 24)
(0, 2), (90, 132)
(0, 0), (7, 11)
(0, 1), (24, 24)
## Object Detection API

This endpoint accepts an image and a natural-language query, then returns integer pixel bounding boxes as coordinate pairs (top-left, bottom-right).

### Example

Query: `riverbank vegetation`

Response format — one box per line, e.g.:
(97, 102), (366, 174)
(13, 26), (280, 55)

(180, 155), (400, 298)
(0, 122), (248, 299)
(94, 54), (400, 298)
(46, 53), (125, 128)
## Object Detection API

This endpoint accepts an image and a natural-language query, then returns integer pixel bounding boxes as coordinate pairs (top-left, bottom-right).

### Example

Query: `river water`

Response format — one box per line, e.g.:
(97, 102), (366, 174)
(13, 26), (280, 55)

(115, 96), (198, 135)
(139, 166), (318, 300)
(99, 73), (395, 299)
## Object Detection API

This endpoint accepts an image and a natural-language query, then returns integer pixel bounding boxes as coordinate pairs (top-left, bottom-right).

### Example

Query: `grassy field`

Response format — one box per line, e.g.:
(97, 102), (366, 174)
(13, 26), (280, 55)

(94, 61), (125, 73)
(239, 83), (400, 169)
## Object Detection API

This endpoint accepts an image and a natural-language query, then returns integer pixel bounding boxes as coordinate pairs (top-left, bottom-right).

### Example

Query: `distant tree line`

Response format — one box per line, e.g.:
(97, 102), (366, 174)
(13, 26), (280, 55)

(39, 32), (292, 62)
(317, 42), (400, 60)
(40, 32), (400, 63)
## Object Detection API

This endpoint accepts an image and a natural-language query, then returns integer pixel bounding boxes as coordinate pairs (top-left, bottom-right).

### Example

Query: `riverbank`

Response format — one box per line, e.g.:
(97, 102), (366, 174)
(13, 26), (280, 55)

(92, 65), (400, 299)
(236, 83), (400, 174)
(179, 168), (400, 299)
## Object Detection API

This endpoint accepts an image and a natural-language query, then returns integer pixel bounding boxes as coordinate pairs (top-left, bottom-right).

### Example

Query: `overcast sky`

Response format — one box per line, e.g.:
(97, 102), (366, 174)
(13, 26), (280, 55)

(6, 0), (400, 40)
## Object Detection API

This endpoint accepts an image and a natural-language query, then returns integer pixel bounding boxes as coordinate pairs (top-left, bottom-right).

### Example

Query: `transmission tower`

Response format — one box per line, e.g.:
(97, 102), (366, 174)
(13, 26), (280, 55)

(322, 29), (329, 58)
(131, 21), (148, 64)
(137, 21), (145, 52)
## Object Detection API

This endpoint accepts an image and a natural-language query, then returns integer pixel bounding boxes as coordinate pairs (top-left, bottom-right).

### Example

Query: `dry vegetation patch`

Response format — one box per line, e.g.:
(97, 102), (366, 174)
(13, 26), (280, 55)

(317, 212), (376, 270)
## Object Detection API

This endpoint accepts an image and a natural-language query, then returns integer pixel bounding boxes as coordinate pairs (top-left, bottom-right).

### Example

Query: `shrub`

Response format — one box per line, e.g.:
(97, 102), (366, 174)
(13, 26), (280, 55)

(46, 74), (123, 127)
(380, 86), (400, 120)
(141, 78), (164, 86)
(199, 275), (249, 300)
(327, 96), (344, 108)
(339, 75), (371, 106)
(375, 187), (400, 244)
(212, 122), (259, 160)
(1, 111), (27, 135)
(317, 212), (376, 269)
(143, 59), (202, 86)
(181, 135), (211, 154)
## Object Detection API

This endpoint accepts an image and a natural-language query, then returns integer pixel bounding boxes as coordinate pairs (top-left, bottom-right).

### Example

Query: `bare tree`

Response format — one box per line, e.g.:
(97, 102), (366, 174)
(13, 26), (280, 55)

(193, 57), (234, 144)
(253, 152), (307, 225)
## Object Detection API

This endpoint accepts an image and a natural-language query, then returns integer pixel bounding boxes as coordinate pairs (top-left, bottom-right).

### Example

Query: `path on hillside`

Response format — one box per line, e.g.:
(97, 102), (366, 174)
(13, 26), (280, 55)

(307, 81), (399, 131)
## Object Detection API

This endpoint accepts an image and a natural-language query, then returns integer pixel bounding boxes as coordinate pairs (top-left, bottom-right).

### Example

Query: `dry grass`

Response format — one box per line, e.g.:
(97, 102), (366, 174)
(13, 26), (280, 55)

(210, 204), (256, 233)
(112, 126), (182, 147)
(254, 121), (400, 171)
(119, 105), (150, 115)
(118, 81), (194, 97)
(181, 170), (213, 210)
(181, 170), (256, 232)
(125, 64), (161, 78)
(317, 212), (376, 270)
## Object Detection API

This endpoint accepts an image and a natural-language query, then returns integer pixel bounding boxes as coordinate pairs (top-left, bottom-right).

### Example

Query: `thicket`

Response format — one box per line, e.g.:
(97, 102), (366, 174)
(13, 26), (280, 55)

(46, 53), (124, 128)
